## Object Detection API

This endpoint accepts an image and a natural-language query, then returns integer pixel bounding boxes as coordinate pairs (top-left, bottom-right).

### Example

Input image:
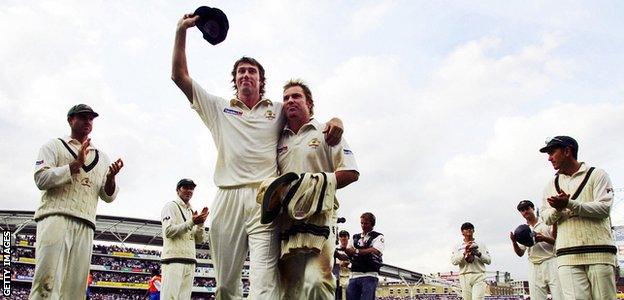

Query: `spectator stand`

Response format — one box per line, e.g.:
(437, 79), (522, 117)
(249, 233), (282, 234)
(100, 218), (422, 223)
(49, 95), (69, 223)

(1, 210), (248, 299)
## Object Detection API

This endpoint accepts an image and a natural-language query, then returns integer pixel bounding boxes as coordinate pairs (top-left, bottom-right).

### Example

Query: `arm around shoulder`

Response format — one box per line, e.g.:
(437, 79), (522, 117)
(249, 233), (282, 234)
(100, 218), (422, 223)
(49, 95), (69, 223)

(335, 170), (359, 189)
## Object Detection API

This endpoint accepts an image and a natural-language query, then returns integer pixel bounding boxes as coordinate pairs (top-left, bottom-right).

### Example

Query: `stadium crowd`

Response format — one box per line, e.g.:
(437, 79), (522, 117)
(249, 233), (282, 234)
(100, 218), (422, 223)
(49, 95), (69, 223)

(12, 264), (34, 279)
(91, 255), (160, 272)
(93, 244), (161, 257)
(16, 247), (35, 259)
(91, 270), (150, 283)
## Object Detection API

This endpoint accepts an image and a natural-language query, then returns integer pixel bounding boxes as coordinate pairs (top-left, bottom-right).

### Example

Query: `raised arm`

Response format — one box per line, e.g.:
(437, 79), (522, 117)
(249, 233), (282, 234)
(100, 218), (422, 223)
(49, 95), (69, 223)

(171, 14), (200, 102)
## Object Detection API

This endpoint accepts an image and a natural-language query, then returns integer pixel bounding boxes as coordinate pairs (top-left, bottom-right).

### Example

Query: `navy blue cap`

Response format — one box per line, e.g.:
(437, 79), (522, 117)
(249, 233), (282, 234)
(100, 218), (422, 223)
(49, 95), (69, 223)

(540, 136), (578, 153)
(67, 104), (99, 118)
(194, 6), (229, 45)
(461, 222), (474, 230)
(517, 200), (534, 211)
(176, 178), (196, 189)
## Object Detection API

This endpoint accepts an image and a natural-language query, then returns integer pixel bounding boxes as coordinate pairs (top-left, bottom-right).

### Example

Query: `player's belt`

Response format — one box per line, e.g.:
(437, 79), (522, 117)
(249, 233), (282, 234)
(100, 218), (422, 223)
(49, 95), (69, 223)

(161, 258), (197, 265)
(556, 245), (617, 256)
(34, 213), (96, 231)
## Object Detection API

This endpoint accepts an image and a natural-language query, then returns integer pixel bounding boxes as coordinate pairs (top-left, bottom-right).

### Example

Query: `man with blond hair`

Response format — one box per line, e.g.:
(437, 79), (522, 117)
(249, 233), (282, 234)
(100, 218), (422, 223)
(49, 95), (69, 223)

(275, 79), (359, 300)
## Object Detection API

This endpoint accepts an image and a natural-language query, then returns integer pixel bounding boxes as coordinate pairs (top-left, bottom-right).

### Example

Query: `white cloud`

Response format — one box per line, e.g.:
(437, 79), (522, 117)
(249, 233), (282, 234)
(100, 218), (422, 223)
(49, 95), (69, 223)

(347, 0), (397, 38)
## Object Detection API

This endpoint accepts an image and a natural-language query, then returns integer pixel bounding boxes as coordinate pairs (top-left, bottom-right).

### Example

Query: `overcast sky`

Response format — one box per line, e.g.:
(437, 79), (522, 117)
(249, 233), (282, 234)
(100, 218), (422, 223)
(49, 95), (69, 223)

(2, 0), (623, 281)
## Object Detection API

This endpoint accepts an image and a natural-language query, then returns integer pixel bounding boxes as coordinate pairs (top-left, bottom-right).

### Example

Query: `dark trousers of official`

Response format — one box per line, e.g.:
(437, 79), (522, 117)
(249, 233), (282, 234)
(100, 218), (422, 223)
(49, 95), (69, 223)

(346, 276), (378, 300)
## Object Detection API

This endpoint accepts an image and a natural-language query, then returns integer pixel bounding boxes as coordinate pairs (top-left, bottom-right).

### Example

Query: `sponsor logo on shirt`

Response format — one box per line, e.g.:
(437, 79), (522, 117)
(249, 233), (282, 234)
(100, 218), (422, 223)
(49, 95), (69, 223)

(223, 108), (243, 116)
(277, 145), (288, 154)
(343, 149), (353, 155)
(35, 160), (44, 166)
(265, 110), (276, 120)
(308, 138), (321, 148)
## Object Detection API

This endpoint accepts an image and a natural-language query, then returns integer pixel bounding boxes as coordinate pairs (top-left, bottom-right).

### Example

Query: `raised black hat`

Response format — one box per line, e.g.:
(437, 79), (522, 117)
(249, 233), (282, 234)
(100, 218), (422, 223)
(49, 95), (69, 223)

(514, 224), (535, 247)
(194, 6), (229, 45)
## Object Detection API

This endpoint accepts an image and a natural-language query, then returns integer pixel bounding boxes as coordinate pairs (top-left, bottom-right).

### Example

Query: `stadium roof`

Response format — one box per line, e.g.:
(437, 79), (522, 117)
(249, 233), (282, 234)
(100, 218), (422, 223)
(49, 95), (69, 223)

(0, 210), (210, 248)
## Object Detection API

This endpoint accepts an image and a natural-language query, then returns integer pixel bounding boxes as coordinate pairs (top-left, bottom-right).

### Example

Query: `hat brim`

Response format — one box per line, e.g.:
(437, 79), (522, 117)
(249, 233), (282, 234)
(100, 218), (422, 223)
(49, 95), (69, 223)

(539, 145), (554, 153)
(69, 111), (99, 118)
(177, 182), (196, 189)
(260, 172), (299, 224)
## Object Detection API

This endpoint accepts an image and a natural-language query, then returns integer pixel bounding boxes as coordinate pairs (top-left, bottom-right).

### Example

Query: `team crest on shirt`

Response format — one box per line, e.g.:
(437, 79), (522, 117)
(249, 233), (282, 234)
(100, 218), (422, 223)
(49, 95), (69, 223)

(265, 110), (276, 120)
(80, 178), (92, 187)
(277, 145), (288, 154)
(308, 138), (321, 148)
(223, 108), (243, 116)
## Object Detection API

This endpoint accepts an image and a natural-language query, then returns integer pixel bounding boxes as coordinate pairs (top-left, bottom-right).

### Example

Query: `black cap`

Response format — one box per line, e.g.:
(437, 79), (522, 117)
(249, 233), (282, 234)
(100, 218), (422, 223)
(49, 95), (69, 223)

(338, 230), (350, 237)
(194, 6), (229, 45)
(517, 200), (534, 211)
(460, 222), (474, 230)
(176, 178), (196, 189)
(539, 136), (578, 154)
(514, 224), (535, 247)
(67, 104), (99, 118)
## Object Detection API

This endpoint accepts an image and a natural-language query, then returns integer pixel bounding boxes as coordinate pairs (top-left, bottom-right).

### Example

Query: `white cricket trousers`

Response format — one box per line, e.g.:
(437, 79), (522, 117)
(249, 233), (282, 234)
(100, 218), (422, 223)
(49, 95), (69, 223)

(161, 262), (195, 300)
(558, 264), (616, 300)
(279, 219), (337, 300)
(210, 186), (280, 300)
(529, 257), (563, 300)
(28, 215), (93, 300)
(459, 273), (486, 300)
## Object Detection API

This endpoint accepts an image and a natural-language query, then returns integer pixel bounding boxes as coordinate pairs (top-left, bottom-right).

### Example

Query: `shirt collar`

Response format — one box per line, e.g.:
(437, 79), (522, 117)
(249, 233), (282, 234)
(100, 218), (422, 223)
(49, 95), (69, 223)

(230, 98), (273, 109)
(174, 196), (192, 210)
(62, 135), (97, 149)
(283, 118), (320, 134)
(558, 162), (587, 177)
